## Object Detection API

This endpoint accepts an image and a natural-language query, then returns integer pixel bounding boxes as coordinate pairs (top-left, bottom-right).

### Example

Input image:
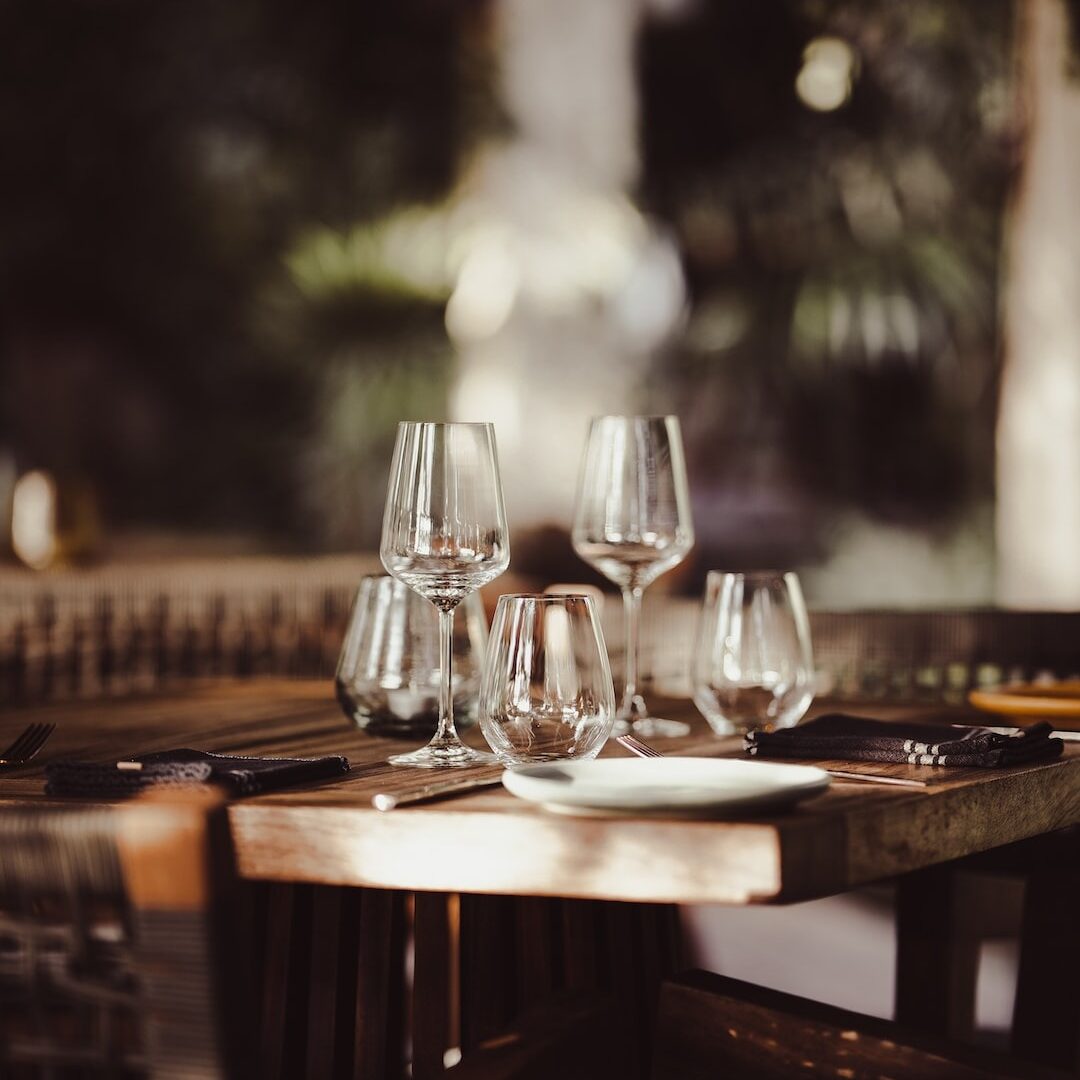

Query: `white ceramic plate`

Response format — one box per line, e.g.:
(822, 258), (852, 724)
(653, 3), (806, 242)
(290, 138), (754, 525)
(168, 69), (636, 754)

(501, 757), (830, 817)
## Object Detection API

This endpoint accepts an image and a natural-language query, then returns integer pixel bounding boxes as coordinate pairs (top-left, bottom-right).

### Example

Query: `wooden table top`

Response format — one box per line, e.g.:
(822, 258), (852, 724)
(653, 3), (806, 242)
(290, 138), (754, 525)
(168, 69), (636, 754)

(1, 679), (1078, 905)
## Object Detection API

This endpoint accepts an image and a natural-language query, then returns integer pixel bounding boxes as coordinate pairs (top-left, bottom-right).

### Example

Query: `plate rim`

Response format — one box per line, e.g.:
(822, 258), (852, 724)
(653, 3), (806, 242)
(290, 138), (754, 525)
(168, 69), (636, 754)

(501, 756), (831, 812)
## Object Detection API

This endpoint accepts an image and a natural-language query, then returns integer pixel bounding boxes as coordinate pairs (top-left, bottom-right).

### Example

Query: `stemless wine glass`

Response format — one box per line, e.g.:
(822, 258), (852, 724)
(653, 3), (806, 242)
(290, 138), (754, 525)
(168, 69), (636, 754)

(380, 421), (510, 767)
(692, 571), (815, 735)
(479, 594), (616, 765)
(572, 415), (695, 738)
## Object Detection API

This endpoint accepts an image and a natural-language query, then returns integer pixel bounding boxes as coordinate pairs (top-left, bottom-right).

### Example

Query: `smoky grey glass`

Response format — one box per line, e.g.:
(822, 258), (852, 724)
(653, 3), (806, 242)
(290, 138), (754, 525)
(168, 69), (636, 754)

(335, 576), (488, 738)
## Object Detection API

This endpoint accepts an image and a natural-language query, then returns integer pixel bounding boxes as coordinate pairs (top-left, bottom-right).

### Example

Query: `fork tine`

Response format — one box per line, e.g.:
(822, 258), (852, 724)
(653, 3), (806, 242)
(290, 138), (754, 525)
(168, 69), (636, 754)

(616, 733), (663, 758)
(0, 724), (36, 761)
(19, 723), (54, 763)
(1, 723), (54, 764)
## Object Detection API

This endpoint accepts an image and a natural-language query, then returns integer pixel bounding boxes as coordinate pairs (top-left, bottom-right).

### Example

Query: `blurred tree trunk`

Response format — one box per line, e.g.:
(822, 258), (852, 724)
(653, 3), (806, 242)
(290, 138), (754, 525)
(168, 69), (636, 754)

(998, 0), (1080, 607)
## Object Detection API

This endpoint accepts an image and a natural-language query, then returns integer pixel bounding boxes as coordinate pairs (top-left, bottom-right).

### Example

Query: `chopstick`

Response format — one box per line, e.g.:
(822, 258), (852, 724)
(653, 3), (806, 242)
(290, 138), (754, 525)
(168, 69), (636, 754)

(823, 769), (928, 788)
(372, 773), (504, 811)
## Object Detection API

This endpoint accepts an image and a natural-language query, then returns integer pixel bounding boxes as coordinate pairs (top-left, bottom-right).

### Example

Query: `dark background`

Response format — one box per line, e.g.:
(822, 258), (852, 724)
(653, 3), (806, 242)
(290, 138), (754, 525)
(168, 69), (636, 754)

(0, 0), (1018, 585)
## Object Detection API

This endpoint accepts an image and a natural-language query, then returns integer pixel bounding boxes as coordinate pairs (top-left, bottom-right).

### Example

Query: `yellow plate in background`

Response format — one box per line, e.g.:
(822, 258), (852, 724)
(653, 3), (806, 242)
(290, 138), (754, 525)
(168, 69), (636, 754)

(969, 681), (1080, 728)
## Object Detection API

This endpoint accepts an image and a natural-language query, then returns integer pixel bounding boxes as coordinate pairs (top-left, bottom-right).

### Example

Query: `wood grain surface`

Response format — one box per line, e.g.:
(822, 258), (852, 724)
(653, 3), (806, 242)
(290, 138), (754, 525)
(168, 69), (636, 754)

(651, 970), (1071, 1080)
(1, 679), (1078, 905)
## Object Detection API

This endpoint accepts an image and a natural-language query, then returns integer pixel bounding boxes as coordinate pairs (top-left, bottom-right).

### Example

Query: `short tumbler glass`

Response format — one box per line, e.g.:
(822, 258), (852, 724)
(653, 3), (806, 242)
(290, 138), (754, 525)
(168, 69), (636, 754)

(479, 594), (616, 765)
(335, 575), (488, 737)
(692, 570), (815, 735)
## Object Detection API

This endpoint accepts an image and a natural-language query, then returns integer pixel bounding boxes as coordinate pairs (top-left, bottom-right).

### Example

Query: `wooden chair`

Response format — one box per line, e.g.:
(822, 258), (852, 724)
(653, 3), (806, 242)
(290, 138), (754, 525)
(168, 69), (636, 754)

(892, 830), (1080, 1074)
(0, 788), (253, 1078)
(0, 569), (364, 705)
(651, 969), (1072, 1080)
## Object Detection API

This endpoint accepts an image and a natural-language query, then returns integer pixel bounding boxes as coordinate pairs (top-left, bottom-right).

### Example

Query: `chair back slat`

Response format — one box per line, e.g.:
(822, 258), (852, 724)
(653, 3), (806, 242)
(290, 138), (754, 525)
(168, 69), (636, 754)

(0, 792), (248, 1079)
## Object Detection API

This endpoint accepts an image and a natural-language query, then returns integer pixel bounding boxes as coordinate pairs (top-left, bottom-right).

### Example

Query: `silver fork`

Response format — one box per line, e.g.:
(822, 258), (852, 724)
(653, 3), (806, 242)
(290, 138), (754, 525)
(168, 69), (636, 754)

(615, 733), (662, 759)
(0, 723), (55, 769)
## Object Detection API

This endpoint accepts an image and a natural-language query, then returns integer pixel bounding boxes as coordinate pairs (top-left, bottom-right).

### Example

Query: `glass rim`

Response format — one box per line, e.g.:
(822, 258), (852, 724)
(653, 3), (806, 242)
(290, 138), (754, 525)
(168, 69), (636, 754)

(588, 413), (679, 423)
(494, 592), (596, 603)
(705, 569), (799, 580)
(395, 420), (495, 429)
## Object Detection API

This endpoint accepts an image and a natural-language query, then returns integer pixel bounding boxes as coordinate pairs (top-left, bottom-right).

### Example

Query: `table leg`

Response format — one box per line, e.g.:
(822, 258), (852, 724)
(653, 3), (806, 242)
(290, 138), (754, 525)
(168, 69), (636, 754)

(894, 865), (980, 1041)
(1012, 862), (1080, 1070)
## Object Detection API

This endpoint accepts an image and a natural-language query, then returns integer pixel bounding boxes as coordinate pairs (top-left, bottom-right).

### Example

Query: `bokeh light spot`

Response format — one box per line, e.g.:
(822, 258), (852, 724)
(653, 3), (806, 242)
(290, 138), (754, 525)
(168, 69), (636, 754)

(11, 471), (58, 571)
(795, 37), (857, 112)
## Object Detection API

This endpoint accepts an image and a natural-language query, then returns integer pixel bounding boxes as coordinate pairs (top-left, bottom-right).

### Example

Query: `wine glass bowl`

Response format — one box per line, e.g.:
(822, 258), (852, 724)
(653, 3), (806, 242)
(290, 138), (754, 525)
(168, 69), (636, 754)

(381, 423), (510, 611)
(572, 415), (694, 738)
(479, 594), (616, 765)
(572, 416), (694, 591)
(380, 421), (509, 767)
(692, 570), (815, 736)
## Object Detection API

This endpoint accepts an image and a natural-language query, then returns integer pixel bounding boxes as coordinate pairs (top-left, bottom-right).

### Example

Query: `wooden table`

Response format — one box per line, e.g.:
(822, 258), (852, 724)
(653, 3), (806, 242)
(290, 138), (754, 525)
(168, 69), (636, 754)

(3, 679), (1080, 1077)
(1, 679), (1078, 905)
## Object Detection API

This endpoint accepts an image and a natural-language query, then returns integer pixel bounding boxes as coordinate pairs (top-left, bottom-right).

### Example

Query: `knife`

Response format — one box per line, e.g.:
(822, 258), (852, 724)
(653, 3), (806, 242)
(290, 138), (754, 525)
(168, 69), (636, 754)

(823, 769), (928, 788)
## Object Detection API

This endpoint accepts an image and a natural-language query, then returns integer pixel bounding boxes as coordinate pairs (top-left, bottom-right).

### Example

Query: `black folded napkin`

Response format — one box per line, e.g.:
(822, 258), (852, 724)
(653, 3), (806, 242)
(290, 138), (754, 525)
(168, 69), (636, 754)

(745, 715), (1064, 767)
(44, 748), (350, 798)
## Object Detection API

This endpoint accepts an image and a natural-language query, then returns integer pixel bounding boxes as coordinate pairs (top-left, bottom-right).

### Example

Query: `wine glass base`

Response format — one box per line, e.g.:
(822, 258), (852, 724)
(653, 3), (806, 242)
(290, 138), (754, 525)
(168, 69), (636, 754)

(388, 743), (496, 768)
(613, 716), (692, 739)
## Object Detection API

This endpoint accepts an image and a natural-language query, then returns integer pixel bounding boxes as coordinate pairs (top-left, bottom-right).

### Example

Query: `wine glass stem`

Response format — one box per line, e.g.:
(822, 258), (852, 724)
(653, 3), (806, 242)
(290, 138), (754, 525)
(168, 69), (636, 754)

(436, 605), (459, 743)
(621, 585), (645, 720)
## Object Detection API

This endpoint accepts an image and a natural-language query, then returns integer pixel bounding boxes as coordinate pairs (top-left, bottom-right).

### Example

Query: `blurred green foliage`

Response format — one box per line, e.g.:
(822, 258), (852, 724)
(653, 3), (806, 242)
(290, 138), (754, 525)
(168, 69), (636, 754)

(0, 0), (464, 544)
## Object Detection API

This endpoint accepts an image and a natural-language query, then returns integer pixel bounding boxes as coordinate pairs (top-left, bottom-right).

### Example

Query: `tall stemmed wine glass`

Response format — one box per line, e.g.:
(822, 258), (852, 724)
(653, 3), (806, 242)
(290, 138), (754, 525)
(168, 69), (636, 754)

(572, 415), (695, 738)
(380, 422), (510, 767)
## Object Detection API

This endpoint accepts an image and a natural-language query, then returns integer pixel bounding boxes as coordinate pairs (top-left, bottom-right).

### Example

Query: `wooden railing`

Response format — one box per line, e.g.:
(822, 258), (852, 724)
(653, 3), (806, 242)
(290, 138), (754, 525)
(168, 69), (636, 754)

(0, 558), (1078, 706)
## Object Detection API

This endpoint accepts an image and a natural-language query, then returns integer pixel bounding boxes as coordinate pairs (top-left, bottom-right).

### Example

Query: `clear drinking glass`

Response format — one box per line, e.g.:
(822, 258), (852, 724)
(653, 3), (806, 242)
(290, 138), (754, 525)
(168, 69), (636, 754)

(380, 421), (510, 767)
(692, 571), (815, 735)
(479, 594), (616, 765)
(572, 415), (695, 738)
(335, 576), (488, 737)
